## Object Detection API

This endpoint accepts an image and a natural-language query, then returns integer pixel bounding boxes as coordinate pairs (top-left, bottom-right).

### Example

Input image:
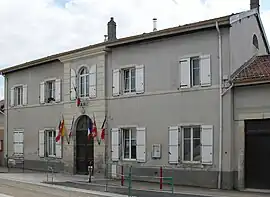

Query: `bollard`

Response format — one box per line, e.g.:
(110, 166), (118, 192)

(121, 165), (124, 186)
(160, 166), (163, 190)
(88, 165), (93, 183)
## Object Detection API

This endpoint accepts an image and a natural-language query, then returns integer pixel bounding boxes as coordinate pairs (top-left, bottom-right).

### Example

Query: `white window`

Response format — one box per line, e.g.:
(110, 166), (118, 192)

(112, 65), (145, 96)
(191, 57), (200, 86)
(179, 55), (211, 88)
(45, 80), (55, 103)
(123, 67), (136, 93)
(182, 126), (201, 163)
(253, 34), (259, 50)
(45, 130), (56, 157)
(14, 86), (23, 106)
(122, 128), (137, 160)
(39, 129), (62, 158)
(13, 130), (24, 156)
(79, 67), (89, 98)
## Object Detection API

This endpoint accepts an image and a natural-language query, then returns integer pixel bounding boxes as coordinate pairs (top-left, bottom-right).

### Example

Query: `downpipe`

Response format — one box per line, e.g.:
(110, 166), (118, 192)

(216, 21), (223, 190)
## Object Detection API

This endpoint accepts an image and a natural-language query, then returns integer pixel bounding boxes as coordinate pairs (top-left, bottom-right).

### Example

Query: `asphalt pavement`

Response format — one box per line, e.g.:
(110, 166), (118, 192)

(46, 181), (209, 197)
(0, 179), (102, 197)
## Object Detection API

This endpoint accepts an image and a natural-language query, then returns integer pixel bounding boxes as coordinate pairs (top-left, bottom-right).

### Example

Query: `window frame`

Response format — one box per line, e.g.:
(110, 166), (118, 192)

(122, 128), (137, 161)
(182, 126), (201, 164)
(45, 129), (56, 158)
(190, 56), (200, 87)
(252, 34), (259, 50)
(78, 66), (90, 98)
(122, 67), (136, 94)
(14, 85), (23, 106)
(44, 80), (56, 103)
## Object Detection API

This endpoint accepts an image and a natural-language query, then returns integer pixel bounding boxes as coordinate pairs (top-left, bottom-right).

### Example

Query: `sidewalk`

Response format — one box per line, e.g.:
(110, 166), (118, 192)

(0, 169), (270, 197)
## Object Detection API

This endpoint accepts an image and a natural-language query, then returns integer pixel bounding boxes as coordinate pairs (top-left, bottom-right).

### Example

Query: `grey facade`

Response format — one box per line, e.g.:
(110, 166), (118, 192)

(2, 47), (107, 173)
(105, 8), (269, 190)
(1, 0), (269, 191)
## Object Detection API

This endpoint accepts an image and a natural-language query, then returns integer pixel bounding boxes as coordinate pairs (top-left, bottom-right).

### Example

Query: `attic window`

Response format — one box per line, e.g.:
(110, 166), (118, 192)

(253, 34), (259, 50)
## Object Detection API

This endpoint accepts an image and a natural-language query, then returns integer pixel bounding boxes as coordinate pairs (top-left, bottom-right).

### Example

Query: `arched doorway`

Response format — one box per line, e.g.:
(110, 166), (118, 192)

(75, 115), (94, 174)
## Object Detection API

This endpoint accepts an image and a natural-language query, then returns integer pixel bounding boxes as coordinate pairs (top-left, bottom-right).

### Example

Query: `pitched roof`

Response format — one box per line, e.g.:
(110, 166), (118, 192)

(0, 14), (231, 75)
(232, 55), (270, 85)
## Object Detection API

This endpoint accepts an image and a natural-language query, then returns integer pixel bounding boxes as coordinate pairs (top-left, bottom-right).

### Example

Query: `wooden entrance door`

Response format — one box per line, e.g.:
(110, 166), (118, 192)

(76, 115), (94, 174)
(245, 119), (270, 189)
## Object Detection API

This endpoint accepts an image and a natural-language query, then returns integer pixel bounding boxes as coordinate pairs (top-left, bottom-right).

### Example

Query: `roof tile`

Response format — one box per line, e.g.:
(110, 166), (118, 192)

(232, 55), (270, 84)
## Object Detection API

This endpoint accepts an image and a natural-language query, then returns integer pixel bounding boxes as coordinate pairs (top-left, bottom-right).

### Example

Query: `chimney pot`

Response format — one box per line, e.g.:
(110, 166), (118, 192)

(153, 18), (157, 31)
(107, 17), (117, 41)
(250, 0), (260, 12)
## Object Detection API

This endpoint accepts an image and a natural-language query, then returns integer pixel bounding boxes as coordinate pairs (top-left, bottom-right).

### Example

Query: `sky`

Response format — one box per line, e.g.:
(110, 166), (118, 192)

(1, 0), (270, 100)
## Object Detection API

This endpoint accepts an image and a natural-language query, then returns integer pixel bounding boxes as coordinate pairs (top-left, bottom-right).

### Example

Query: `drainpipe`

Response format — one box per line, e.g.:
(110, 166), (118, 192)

(4, 76), (8, 167)
(216, 21), (223, 190)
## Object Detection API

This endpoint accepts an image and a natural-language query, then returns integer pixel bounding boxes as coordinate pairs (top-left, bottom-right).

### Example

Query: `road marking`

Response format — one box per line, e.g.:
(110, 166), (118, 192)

(0, 194), (14, 197)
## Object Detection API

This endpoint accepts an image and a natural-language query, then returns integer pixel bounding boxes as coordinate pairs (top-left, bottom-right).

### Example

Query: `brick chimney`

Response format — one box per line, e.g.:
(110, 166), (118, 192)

(107, 17), (117, 41)
(250, 0), (260, 12)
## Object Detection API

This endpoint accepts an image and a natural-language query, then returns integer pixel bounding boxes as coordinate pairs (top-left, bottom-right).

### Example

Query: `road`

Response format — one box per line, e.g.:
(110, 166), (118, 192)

(0, 179), (101, 197)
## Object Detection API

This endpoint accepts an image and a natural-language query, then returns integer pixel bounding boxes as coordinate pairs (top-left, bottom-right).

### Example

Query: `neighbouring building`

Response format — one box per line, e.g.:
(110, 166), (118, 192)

(104, 0), (270, 190)
(1, 0), (270, 191)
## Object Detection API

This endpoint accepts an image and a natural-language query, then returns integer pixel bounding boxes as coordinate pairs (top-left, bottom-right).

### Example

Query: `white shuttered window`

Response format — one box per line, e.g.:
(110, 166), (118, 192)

(179, 55), (211, 88)
(13, 130), (24, 156)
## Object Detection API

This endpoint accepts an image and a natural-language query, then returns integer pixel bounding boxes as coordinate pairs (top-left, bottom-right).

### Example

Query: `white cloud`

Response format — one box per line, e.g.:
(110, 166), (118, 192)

(0, 0), (269, 100)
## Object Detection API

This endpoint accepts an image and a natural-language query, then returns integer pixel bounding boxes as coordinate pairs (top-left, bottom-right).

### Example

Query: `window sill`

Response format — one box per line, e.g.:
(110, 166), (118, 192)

(12, 105), (24, 108)
(182, 161), (201, 164)
(179, 85), (211, 91)
(122, 159), (137, 162)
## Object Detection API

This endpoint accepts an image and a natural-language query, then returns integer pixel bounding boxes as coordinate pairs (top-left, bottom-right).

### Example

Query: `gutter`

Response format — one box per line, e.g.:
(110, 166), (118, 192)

(4, 76), (8, 167)
(216, 21), (223, 190)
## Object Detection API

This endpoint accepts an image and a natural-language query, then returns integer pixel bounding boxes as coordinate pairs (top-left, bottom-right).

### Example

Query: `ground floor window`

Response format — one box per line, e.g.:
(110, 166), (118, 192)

(45, 130), (56, 157)
(122, 128), (136, 160)
(182, 126), (201, 162)
(13, 130), (24, 156)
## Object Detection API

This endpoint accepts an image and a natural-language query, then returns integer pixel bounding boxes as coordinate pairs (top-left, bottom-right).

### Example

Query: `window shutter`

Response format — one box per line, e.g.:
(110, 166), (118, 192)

(201, 125), (213, 164)
(56, 129), (62, 158)
(136, 127), (146, 162)
(89, 64), (97, 98)
(70, 68), (77, 100)
(200, 55), (211, 87)
(135, 65), (145, 94)
(112, 69), (120, 96)
(111, 164), (117, 178)
(55, 79), (61, 102)
(179, 58), (190, 88)
(168, 126), (179, 164)
(38, 130), (45, 157)
(111, 128), (119, 161)
(40, 82), (45, 104)
(10, 87), (14, 107)
(22, 85), (28, 105)
(13, 130), (24, 155)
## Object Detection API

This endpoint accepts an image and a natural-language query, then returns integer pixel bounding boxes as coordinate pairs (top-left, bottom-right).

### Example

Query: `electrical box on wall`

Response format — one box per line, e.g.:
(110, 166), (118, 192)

(152, 144), (161, 159)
